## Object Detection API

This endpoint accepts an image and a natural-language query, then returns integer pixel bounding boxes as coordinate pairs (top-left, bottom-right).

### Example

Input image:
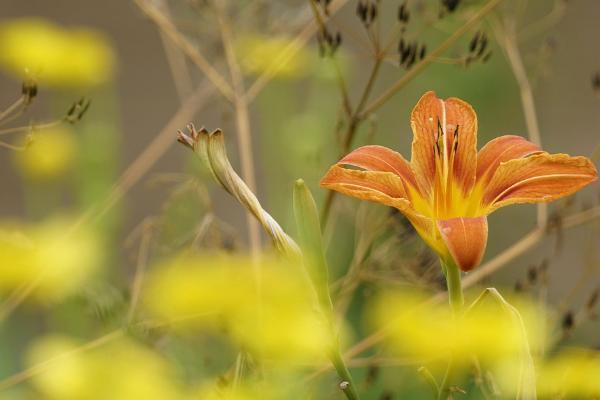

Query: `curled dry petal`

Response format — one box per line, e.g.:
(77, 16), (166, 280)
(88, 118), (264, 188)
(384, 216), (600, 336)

(437, 216), (488, 271)
(483, 153), (598, 212)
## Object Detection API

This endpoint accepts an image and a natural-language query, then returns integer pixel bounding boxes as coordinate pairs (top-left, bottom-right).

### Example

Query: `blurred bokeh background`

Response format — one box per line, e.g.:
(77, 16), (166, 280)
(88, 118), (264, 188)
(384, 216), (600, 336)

(1, 0), (599, 398)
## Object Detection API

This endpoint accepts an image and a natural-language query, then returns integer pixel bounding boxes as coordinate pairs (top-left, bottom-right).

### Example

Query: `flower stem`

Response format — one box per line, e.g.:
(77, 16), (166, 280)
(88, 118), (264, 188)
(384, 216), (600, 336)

(329, 339), (361, 400)
(444, 258), (464, 315)
(438, 258), (464, 399)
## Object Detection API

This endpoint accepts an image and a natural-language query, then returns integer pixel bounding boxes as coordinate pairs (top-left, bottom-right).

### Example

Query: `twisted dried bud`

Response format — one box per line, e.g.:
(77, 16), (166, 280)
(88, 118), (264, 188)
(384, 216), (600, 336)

(177, 124), (300, 258)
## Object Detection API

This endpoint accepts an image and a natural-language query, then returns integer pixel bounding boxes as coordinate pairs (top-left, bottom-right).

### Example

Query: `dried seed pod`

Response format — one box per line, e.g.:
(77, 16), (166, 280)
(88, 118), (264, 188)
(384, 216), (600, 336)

(398, 1), (410, 24)
(527, 266), (538, 284)
(466, 31), (491, 66)
(22, 80), (38, 104)
(441, 0), (461, 13)
(356, 0), (378, 27)
(587, 288), (599, 313)
(562, 310), (575, 331)
(592, 71), (600, 92)
(514, 281), (523, 292)
(419, 44), (427, 60)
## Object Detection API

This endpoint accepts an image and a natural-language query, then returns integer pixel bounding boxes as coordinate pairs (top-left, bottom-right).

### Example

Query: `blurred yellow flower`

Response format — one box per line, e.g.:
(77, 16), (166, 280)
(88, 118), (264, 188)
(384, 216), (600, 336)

(236, 34), (314, 79)
(13, 127), (77, 180)
(0, 17), (115, 87)
(371, 290), (543, 368)
(27, 335), (190, 400)
(533, 348), (600, 398)
(144, 254), (330, 365)
(0, 217), (100, 301)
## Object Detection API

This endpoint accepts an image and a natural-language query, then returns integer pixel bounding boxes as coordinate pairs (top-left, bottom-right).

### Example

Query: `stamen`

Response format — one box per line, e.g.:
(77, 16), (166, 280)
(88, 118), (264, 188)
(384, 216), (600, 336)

(453, 125), (459, 152)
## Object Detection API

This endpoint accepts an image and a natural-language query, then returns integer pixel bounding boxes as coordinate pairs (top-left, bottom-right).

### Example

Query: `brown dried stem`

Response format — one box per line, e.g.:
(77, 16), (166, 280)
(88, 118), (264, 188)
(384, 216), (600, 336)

(215, 2), (262, 257)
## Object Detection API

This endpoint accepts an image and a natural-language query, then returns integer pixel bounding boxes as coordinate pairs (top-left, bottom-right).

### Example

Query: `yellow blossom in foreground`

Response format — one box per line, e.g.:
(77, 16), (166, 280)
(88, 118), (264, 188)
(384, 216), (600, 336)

(27, 335), (190, 400)
(14, 127), (77, 180)
(0, 217), (100, 300)
(144, 254), (330, 365)
(372, 290), (543, 368)
(536, 348), (600, 397)
(196, 378), (308, 400)
(0, 17), (115, 87)
(236, 34), (314, 79)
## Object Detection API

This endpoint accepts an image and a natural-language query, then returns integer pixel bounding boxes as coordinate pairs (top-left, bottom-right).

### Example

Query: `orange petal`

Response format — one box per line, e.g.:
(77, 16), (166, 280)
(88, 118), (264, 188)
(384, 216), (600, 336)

(339, 145), (420, 195)
(410, 91), (478, 196)
(444, 97), (478, 194)
(320, 165), (412, 211)
(482, 153), (598, 211)
(476, 135), (541, 185)
(410, 91), (439, 197)
(437, 216), (488, 272)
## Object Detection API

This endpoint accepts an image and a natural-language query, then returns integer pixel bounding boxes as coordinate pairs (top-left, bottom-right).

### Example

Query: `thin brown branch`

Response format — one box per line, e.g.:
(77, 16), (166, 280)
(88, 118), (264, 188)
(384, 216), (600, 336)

(132, 0), (235, 102)
(307, 0), (352, 116)
(70, 83), (215, 235)
(245, 0), (350, 102)
(127, 221), (153, 324)
(0, 84), (215, 321)
(215, 2), (262, 257)
(0, 330), (124, 391)
(0, 96), (25, 124)
(496, 18), (548, 228)
(155, 0), (194, 101)
(360, 0), (505, 118)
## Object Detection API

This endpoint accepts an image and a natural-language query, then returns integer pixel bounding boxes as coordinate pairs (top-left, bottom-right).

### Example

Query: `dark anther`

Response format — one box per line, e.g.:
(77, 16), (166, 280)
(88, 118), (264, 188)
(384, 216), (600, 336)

(562, 311), (575, 331)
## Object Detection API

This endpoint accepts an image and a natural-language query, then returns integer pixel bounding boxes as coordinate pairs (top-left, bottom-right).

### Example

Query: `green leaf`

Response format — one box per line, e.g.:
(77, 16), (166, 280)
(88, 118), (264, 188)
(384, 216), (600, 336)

(467, 288), (537, 400)
(293, 179), (332, 312)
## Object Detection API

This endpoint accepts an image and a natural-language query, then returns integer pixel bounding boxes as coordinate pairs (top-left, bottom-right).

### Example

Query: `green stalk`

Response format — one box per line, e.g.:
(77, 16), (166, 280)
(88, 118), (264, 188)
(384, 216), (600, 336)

(437, 258), (464, 399)
(444, 258), (464, 315)
(293, 179), (361, 400)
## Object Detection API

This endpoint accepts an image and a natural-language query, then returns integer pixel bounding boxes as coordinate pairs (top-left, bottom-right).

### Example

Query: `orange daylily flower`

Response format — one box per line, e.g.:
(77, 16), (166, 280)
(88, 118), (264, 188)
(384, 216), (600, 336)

(321, 91), (598, 271)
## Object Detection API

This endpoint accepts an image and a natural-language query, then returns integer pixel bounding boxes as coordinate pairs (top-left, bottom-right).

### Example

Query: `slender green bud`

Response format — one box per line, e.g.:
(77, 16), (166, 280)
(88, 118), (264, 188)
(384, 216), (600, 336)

(293, 179), (332, 312)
